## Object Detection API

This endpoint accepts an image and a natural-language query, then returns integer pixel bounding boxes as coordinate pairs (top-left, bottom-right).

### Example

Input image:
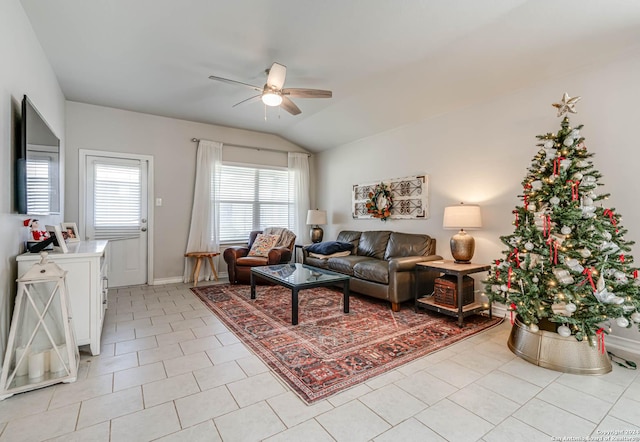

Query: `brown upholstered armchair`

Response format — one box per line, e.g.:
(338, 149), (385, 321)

(223, 228), (296, 284)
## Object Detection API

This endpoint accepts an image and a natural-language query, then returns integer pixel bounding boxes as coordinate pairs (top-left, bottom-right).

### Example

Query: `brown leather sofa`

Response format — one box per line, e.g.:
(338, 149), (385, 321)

(303, 230), (442, 311)
(224, 229), (296, 284)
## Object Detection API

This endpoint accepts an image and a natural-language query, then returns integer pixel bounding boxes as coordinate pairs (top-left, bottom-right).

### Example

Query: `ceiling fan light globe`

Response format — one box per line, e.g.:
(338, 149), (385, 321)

(262, 92), (282, 106)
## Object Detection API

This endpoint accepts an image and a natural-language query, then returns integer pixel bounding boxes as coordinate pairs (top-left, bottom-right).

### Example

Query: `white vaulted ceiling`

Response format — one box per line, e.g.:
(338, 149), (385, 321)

(20, 0), (640, 151)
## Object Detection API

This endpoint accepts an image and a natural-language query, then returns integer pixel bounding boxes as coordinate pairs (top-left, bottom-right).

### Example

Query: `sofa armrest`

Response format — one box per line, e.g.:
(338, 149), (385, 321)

(388, 254), (444, 272)
(267, 246), (292, 264)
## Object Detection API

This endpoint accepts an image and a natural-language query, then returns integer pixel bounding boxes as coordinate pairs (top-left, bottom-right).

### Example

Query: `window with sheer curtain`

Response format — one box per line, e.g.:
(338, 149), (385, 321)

(218, 164), (293, 243)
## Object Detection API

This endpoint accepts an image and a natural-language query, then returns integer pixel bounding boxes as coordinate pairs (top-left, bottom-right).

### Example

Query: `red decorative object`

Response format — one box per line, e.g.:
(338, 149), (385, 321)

(23, 218), (48, 241)
(191, 284), (501, 404)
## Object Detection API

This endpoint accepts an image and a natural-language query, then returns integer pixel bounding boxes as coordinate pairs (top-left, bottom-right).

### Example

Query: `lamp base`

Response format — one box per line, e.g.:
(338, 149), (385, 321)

(310, 226), (324, 243)
(450, 229), (475, 263)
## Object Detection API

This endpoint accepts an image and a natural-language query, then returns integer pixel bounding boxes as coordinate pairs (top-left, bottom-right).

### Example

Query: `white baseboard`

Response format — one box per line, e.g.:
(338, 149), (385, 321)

(606, 335), (640, 356)
(491, 303), (509, 319)
(151, 277), (183, 285)
(152, 272), (229, 286)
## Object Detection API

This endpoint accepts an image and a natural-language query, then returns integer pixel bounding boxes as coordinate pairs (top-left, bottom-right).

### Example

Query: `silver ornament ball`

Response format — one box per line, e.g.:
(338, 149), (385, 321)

(557, 325), (572, 337)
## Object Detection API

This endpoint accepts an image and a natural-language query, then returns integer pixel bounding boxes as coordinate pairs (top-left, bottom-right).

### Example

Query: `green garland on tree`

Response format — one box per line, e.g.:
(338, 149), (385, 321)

(485, 94), (640, 348)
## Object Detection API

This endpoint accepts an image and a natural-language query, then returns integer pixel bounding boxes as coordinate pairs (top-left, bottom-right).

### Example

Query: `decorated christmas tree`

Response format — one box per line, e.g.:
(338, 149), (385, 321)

(485, 93), (640, 349)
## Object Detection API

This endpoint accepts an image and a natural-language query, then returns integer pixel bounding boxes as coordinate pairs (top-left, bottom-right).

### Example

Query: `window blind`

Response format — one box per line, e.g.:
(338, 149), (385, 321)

(93, 162), (141, 239)
(219, 164), (291, 242)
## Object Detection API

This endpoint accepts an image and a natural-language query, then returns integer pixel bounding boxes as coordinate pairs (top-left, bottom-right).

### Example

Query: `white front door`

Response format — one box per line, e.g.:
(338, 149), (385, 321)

(82, 152), (151, 287)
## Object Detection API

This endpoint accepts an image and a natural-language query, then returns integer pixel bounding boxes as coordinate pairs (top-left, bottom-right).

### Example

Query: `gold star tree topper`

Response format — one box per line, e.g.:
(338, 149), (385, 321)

(552, 92), (581, 117)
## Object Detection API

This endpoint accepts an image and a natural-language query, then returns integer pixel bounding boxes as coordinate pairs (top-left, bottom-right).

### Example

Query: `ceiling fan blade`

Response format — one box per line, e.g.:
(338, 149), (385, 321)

(282, 88), (332, 99)
(266, 62), (287, 89)
(280, 96), (301, 115)
(232, 94), (262, 108)
(208, 75), (262, 92)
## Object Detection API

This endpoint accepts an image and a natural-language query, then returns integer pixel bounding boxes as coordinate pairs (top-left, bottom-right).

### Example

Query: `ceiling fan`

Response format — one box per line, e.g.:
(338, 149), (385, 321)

(208, 62), (332, 115)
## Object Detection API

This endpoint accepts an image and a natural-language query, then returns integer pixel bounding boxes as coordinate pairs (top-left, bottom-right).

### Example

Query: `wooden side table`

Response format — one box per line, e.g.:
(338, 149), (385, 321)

(184, 252), (219, 286)
(414, 260), (491, 327)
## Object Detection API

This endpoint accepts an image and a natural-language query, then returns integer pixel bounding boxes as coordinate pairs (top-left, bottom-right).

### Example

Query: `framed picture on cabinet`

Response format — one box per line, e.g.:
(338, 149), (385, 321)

(45, 225), (68, 253)
(60, 222), (80, 242)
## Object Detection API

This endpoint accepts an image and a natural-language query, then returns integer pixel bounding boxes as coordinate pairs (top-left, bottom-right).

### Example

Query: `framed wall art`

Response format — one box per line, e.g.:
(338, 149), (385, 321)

(352, 175), (429, 220)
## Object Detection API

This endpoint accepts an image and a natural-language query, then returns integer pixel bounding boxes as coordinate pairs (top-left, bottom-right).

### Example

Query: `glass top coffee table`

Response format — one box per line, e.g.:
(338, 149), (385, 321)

(250, 263), (350, 325)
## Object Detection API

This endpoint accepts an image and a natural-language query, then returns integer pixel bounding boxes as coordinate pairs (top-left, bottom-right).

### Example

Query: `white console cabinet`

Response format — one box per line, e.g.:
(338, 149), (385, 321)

(16, 240), (109, 355)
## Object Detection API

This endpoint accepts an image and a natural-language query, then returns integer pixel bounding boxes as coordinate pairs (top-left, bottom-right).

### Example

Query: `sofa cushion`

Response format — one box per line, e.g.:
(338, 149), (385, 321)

(336, 230), (362, 253)
(237, 256), (268, 266)
(306, 241), (353, 255)
(384, 232), (433, 259)
(357, 231), (392, 259)
(327, 255), (372, 275)
(353, 259), (389, 284)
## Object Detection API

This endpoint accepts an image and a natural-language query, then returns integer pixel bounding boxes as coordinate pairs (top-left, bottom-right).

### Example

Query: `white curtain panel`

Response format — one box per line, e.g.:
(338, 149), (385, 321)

(288, 152), (311, 245)
(183, 140), (222, 283)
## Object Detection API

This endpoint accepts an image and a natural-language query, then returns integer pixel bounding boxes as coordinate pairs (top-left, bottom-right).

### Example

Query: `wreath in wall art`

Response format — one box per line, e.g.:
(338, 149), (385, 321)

(366, 182), (393, 221)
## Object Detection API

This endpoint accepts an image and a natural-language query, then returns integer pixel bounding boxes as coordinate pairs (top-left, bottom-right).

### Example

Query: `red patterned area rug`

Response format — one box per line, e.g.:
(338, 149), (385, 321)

(191, 284), (502, 404)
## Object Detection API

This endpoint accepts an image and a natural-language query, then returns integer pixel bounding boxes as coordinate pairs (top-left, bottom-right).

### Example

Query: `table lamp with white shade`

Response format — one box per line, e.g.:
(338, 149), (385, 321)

(306, 209), (327, 243)
(443, 203), (482, 263)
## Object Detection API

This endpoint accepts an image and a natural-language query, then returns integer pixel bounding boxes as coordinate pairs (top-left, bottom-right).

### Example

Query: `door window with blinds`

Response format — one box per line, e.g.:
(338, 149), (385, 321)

(219, 164), (292, 242)
(87, 159), (143, 240)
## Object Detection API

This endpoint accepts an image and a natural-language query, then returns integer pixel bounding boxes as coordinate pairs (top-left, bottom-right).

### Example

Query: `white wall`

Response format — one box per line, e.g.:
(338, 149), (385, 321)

(316, 45), (640, 346)
(0, 0), (65, 364)
(65, 102), (311, 282)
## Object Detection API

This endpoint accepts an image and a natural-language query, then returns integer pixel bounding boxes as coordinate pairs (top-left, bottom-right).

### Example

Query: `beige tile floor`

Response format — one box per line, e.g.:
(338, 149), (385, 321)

(1, 280), (639, 441)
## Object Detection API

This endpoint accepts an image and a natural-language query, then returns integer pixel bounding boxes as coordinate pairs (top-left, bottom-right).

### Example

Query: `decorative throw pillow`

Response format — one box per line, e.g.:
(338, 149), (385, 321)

(306, 241), (353, 255)
(248, 234), (280, 257)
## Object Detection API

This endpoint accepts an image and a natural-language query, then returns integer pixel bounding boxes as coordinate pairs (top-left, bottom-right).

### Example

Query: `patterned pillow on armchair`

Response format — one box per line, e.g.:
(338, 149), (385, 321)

(248, 234), (280, 257)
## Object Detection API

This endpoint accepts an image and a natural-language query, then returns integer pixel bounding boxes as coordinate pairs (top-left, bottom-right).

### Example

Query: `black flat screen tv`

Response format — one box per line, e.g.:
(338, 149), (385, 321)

(16, 95), (61, 215)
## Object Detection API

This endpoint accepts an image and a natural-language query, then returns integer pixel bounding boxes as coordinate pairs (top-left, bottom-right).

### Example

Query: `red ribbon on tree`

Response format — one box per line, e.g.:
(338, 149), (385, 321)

(510, 302), (517, 325)
(582, 267), (596, 291)
(567, 180), (580, 201)
(543, 214), (552, 238)
(553, 156), (566, 176)
(495, 259), (501, 278)
(507, 266), (513, 289)
(596, 328), (606, 354)
(603, 208), (619, 233)
(513, 210), (519, 227)
(508, 248), (520, 268)
(546, 237), (558, 264)
(620, 254), (625, 263)
(634, 269), (638, 279)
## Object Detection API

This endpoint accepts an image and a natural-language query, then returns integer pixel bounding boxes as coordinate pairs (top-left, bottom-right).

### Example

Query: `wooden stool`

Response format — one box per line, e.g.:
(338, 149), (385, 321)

(185, 252), (219, 286)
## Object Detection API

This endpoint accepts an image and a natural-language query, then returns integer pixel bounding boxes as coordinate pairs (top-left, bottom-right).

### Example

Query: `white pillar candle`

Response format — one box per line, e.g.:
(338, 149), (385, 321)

(43, 349), (50, 373)
(15, 347), (29, 377)
(49, 345), (68, 374)
(28, 351), (46, 380)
